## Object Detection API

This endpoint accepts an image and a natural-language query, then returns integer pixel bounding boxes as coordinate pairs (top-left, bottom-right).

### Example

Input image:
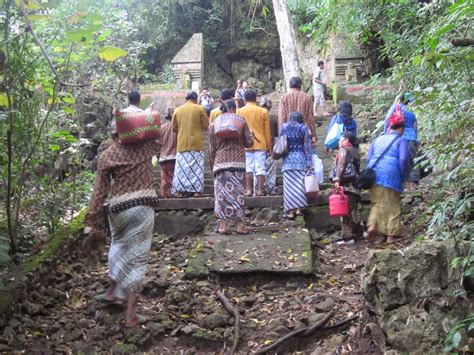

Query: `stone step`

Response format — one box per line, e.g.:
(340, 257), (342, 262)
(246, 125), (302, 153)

(185, 226), (313, 277)
(154, 191), (369, 211)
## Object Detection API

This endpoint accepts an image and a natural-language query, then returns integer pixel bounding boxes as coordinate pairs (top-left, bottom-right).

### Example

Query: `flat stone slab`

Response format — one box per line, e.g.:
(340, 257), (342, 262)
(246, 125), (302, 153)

(186, 228), (313, 277)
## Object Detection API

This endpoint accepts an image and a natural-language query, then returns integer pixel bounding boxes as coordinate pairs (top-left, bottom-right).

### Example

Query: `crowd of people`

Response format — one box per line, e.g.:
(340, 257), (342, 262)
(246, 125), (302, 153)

(83, 70), (420, 326)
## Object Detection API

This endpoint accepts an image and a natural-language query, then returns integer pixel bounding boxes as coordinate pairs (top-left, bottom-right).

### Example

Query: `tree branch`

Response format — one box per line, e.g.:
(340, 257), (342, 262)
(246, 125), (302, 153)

(19, 0), (90, 88)
(450, 38), (474, 47)
(217, 290), (241, 355)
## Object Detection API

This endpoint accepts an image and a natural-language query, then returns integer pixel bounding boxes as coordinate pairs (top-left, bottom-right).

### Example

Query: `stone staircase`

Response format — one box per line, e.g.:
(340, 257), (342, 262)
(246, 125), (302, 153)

(153, 97), (338, 199)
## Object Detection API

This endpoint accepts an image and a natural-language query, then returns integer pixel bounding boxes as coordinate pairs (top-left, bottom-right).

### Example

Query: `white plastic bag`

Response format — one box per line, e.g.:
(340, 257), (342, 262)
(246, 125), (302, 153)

(311, 154), (324, 183)
(304, 173), (319, 200)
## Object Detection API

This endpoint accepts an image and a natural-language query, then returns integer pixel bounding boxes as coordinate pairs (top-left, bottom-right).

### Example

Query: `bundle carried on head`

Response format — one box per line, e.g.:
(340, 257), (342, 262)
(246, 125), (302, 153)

(114, 110), (160, 144)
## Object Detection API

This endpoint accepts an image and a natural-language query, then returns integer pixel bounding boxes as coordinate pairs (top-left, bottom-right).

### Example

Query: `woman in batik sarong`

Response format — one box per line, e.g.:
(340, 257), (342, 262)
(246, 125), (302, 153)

(280, 111), (313, 219)
(84, 121), (160, 327)
(159, 107), (177, 198)
(259, 96), (278, 195)
(209, 100), (254, 234)
(367, 113), (410, 244)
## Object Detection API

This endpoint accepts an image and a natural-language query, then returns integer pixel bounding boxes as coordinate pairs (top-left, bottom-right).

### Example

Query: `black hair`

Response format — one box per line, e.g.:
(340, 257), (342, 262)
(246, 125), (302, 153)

(185, 91), (198, 101)
(339, 101), (352, 117)
(342, 131), (359, 148)
(165, 107), (174, 120)
(288, 111), (304, 124)
(244, 89), (257, 102)
(289, 76), (302, 89)
(390, 122), (405, 130)
(259, 96), (272, 109)
(128, 90), (140, 105)
(220, 89), (233, 101)
(220, 99), (236, 113)
(318, 60), (324, 66)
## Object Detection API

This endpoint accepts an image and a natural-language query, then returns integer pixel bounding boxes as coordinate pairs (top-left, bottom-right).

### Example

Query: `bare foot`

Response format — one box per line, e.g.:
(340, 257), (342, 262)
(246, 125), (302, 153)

(125, 314), (148, 328)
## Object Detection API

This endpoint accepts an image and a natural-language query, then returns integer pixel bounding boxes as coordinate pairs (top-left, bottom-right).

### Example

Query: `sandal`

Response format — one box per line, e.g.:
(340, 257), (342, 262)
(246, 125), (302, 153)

(125, 314), (148, 328)
(236, 228), (250, 235)
(95, 293), (124, 306)
(284, 213), (295, 220)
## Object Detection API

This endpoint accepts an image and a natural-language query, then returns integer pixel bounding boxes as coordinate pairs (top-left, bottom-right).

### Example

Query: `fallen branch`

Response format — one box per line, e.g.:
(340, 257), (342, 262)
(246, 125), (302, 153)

(451, 38), (474, 47)
(321, 315), (359, 331)
(254, 328), (308, 355)
(255, 311), (334, 354)
(217, 290), (240, 355)
(302, 311), (334, 336)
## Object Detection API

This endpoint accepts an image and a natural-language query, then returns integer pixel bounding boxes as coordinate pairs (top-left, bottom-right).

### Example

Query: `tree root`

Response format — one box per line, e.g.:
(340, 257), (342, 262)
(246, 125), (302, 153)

(255, 311), (334, 354)
(321, 315), (359, 331)
(217, 290), (240, 355)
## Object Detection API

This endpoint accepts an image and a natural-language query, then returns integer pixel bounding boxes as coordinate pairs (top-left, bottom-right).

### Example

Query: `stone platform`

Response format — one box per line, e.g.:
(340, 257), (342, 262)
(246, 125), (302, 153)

(185, 225), (313, 277)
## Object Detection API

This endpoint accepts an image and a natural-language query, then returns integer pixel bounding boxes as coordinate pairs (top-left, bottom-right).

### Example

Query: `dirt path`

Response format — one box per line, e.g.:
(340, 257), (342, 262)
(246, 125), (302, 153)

(0, 212), (379, 354)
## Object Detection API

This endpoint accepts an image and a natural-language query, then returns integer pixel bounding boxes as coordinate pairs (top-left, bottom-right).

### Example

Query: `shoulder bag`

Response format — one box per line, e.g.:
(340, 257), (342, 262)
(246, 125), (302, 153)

(272, 134), (288, 160)
(356, 135), (400, 189)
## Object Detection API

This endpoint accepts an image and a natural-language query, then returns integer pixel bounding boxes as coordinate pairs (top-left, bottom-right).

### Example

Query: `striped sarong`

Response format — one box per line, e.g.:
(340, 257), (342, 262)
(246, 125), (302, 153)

(283, 170), (308, 212)
(108, 206), (154, 294)
(214, 171), (245, 221)
(265, 157), (277, 195)
(172, 151), (204, 194)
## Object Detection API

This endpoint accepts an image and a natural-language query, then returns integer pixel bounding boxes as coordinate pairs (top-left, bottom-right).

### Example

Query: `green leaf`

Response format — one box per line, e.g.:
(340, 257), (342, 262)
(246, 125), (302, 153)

(434, 23), (455, 37)
(65, 29), (93, 45)
(98, 46), (127, 62)
(468, 322), (474, 332)
(49, 144), (61, 152)
(0, 251), (10, 266)
(452, 331), (462, 348)
(0, 93), (8, 107)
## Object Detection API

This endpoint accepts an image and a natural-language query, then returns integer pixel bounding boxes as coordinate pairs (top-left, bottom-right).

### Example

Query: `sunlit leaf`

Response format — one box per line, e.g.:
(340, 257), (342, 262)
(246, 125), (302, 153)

(65, 29), (93, 45)
(0, 93), (9, 107)
(98, 46), (127, 62)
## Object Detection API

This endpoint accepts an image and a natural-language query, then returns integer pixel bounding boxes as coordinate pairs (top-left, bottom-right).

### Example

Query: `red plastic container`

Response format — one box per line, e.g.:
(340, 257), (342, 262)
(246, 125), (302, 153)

(329, 187), (349, 217)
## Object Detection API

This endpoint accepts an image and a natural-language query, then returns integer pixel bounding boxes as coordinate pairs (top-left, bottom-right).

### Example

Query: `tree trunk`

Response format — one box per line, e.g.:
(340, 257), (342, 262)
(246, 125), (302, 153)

(272, 0), (299, 90)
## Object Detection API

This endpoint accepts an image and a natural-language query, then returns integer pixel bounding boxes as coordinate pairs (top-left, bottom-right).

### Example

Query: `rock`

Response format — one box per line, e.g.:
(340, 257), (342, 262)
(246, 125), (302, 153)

(111, 342), (138, 353)
(192, 328), (224, 341)
(154, 213), (205, 236)
(361, 240), (471, 353)
(181, 324), (200, 335)
(148, 323), (165, 337)
(166, 289), (184, 304)
(314, 299), (334, 312)
(202, 313), (227, 330)
(124, 327), (150, 345)
(307, 312), (328, 326)
(251, 207), (279, 225)
(275, 325), (290, 335)
(22, 301), (43, 316)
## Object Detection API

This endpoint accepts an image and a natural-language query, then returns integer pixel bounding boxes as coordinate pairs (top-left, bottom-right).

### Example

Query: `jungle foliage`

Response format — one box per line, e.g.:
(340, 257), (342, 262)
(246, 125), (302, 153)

(0, 0), (151, 264)
(0, 0), (276, 266)
(288, 0), (473, 351)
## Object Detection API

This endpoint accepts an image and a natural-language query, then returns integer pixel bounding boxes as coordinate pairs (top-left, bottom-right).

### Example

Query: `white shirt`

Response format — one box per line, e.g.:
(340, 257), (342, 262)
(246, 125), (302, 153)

(121, 104), (144, 113)
(313, 67), (324, 91)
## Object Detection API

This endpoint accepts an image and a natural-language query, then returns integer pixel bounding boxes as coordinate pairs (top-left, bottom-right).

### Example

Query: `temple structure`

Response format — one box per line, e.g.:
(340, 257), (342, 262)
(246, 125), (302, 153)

(171, 33), (204, 91)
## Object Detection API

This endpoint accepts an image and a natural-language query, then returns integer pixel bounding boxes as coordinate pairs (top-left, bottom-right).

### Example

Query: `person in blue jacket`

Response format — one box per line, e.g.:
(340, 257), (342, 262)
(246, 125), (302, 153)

(325, 101), (357, 151)
(384, 92), (419, 189)
(367, 113), (410, 244)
